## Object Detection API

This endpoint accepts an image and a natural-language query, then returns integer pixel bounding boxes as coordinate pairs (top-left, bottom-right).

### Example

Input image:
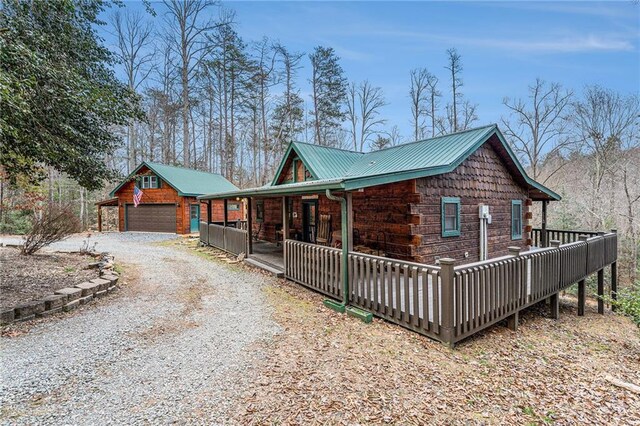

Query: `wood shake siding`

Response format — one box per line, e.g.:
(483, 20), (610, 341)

(250, 141), (531, 265)
(412, 143), (529, 265)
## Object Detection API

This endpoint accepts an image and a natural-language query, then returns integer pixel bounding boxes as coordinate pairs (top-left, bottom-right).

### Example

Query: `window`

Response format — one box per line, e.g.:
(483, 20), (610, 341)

(141, 175), (158, 189)
(256, 200), (264, 223)
(292, 159), (299, 183)
(511, 200), (523, 239)
(441, 197), (461, 237)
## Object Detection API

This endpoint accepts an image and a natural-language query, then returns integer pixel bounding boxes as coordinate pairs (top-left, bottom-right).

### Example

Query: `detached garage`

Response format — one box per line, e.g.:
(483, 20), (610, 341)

(101, 162), (240, 234)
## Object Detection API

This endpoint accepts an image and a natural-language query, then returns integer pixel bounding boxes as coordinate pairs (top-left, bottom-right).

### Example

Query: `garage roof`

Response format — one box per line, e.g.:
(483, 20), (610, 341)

(110, 161), (238, 197)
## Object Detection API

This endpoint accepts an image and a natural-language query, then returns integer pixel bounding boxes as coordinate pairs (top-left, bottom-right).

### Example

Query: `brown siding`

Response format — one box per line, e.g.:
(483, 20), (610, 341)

(250, 142), (531, 265)
(115, 166), (189, 234)
(412, 143), (530, 264)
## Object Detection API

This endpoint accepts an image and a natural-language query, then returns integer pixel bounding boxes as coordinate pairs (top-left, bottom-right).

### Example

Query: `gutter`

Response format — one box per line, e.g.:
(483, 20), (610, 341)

(324, 189), (349, 310)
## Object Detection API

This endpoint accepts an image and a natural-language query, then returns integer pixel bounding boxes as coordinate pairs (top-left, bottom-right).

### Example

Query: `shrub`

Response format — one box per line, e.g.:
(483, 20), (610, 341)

(21, 204), (81, 255)
(612, 286), (640, 327)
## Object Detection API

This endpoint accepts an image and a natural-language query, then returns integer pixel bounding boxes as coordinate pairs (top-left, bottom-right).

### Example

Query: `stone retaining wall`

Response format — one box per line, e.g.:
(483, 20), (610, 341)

(0, 252), (120, 325)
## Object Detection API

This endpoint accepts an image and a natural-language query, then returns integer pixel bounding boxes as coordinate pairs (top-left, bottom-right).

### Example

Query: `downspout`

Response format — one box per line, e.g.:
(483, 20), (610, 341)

(325, 189), (349, 308)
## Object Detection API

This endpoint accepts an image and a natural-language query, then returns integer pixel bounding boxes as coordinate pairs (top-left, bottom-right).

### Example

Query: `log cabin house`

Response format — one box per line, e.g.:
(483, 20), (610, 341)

(97, 161), (241, 234)
(198, 125), (618, 346)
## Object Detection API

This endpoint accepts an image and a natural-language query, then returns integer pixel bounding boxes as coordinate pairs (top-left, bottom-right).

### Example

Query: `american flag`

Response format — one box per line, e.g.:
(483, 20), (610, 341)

(133, 186), (143, 207)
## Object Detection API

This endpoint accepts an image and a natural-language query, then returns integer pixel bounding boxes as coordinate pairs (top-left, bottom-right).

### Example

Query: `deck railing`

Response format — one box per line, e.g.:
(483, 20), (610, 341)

(448, 232), (617, 344)
(200, 221), (248, 255)
(532, 228), (599, 247)
(282, 231), (618, 346)
(284, 240), (342, 298)
(348, 252), (442, 339)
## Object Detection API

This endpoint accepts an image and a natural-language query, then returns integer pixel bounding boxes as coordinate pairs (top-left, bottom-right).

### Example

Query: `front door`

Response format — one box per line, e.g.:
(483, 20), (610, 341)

(190, 204), (200, 233)
(302, 200), (318, 243)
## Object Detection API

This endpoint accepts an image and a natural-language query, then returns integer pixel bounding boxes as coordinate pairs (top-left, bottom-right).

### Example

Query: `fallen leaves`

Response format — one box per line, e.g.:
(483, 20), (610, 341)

(228, 281), (640, 425)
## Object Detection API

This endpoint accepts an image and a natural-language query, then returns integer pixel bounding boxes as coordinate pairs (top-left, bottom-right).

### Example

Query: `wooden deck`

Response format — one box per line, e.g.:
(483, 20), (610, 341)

(249, 240), (284, 271)
(200, 222), (618, 347)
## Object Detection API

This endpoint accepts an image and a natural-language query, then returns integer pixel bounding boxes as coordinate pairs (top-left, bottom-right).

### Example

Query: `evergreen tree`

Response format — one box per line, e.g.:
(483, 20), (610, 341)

(309, 46), (347, 146)
(0, 0), (142, 190)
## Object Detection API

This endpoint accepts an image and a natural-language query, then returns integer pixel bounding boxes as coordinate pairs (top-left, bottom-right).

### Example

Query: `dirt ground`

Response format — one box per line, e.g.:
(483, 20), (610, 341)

(229, 271), (640, 425)
(0, 246), (97, 309)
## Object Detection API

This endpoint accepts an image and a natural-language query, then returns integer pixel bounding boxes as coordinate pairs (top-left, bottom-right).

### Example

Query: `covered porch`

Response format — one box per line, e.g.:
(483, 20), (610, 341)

(199, 181), (358, 275)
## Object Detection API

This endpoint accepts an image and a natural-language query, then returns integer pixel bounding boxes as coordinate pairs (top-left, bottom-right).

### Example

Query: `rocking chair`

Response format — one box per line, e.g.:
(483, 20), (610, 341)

(316, 214), (332, 246)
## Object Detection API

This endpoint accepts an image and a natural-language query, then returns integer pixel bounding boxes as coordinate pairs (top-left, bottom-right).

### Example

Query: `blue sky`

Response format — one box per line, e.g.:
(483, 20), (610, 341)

(107, 1), (640, 142)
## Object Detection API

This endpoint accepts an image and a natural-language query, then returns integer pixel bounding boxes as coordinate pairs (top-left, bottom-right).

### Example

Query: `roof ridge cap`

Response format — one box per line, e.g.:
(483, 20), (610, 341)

(369, 123), (497, 154)
(293, 141), (364, 154)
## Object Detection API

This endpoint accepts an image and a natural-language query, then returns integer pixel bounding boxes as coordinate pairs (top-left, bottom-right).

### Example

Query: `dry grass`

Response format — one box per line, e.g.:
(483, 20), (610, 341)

(231, 278), (640, 425)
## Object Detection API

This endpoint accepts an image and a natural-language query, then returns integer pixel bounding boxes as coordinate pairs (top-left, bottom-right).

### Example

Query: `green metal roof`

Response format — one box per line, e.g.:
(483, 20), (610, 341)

(270, 141), (364, 185)
(200, 125), (561, 201)
(110, 161), (238, 197)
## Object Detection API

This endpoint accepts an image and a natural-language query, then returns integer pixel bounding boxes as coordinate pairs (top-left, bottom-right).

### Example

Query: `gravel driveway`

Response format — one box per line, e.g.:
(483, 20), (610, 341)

(0, 233), (280, 425)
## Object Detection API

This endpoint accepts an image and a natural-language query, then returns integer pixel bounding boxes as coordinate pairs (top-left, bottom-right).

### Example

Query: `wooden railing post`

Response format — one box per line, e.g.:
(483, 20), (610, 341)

(577, 235), (589, 316)
(506, 247), (521, 330)
(548, 240), (561, 318)
(439, 258), (456, 348)
(596, 232), (605, 314)
(610, 229), (618, 312)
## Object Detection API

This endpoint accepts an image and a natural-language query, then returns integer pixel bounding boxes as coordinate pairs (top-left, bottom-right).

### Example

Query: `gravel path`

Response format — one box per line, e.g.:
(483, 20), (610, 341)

(0, 233), (280, 425)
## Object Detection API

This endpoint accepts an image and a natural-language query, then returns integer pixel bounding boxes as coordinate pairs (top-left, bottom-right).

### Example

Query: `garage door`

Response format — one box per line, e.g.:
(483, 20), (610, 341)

(126, 204), (176, 233)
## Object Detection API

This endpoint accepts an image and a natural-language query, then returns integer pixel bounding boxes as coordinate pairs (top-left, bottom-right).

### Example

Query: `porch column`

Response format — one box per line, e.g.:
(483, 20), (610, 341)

(207, 200), (212, 224)
(346, 192), (354, 251)
(247, 197), (253, 255)
(541, 200), (548, 247)
(223, 199), (228, 227)
(97, 205), (102, 232)
(282, 196), (289, 272)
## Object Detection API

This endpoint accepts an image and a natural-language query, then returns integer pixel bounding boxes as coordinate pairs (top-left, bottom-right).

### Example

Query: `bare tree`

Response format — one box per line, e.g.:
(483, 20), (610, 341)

(111, 9), (154, 172)
(445, 48), (463, 132)
(409, 68), (428, 141)
(425, 72), (440, 137)
(385, 125), (404, 147)
(346, 82), (358, 150)
(501, 79), (573, 182)
(163, 0), (222, 167)
(573, 86), (639, 191)
(358, 80), (387, 152)
(621, 159), (640, 284)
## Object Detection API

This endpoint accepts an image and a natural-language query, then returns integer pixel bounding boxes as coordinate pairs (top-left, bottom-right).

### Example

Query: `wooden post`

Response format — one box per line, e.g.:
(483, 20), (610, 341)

(97, 205), (102, 232)
(577, 234), (589, 316)
(207, 200), (212, 224)
(549, 293), (560, 319)
(439, 258), (456, 348)
(507, 311), (519, 331)
(223, 199), (228, 227)
(282, 196), (289, 268)
(247, 197), (253, 255)
(346, 192), (353, 251)
(577, 279), (586, 316)
(506, 247), (521, 330)
(611, 261), (617, 311)
(597, 269), (604, 314)
(541, 200), (548, 248)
